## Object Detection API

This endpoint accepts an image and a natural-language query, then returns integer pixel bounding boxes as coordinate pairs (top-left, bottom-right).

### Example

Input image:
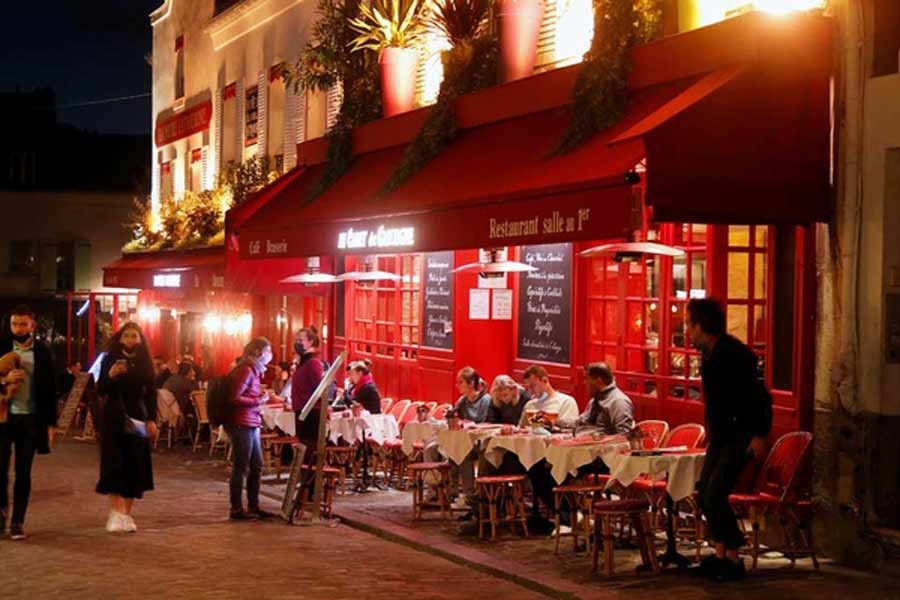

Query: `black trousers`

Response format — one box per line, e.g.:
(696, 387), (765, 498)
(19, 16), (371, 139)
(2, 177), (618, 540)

(0, 414), (40, 525)
(697, 443), (749, 550)
(528, 458), (609, 518)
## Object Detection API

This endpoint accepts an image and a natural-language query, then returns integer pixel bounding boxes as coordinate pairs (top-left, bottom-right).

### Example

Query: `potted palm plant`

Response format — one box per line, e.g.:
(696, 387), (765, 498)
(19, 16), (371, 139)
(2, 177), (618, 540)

(496, 0), (544, 82)
(428, 0), (491, 75)
(350, 0), (429, 117)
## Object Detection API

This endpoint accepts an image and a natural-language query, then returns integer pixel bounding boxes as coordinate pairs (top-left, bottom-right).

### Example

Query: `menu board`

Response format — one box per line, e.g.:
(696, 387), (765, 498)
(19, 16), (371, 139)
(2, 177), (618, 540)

(422, 251), (454, 349)
(517, 243), (572, 364)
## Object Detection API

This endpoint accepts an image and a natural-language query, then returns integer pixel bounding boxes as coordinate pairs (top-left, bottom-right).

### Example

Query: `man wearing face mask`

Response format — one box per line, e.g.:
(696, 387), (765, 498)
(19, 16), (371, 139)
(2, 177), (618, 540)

(0, 305), (57, 540)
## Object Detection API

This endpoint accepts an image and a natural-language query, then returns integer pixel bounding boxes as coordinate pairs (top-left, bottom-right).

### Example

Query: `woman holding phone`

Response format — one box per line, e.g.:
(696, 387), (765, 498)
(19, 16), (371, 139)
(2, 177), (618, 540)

(96, 322), (158, 533)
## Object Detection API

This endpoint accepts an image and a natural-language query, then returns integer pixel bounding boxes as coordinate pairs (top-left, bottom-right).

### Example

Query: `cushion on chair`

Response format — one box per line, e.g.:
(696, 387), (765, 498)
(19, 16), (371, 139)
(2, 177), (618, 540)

(381, 439), (403, 450)
(553, 483), (608, 494)
(630, 478), (667, 492)
(475, 475), (527, 485)
(593, 499), (651, 513)
(407, 461), (451, 471)
(728, 492), (780, 509)
(583, 473), (610, 485)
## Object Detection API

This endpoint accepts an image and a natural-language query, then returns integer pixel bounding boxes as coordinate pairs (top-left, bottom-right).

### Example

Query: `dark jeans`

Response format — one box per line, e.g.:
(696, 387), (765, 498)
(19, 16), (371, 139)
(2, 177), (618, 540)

(226, 426), (263, 512)
(0, 414), (40, 525)
(697, 443), (749, 550)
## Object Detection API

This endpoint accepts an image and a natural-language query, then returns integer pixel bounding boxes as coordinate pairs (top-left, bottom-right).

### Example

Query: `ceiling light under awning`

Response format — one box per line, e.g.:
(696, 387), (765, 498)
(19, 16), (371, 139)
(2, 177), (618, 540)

(336, 256), (402, 282)
(579, 242), (685, 262)
(453, 248), (538, 277)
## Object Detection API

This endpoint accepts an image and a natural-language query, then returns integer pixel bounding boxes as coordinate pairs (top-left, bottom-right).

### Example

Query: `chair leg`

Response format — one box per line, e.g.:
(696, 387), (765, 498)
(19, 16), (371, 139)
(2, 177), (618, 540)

(801, 520), (820, 570)
(592, 516), (601, 573)
(602, 516), (615, 577)
(751, 519), (761, 571)
(478, 485), (486, 539)
(553, 492), (562, 554)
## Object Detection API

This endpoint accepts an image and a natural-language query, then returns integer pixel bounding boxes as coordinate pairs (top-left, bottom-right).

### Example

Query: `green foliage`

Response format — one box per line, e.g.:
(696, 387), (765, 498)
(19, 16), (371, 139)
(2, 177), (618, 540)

(381, 34), (498, 194)
(349, 0), (430, 52)
(217, 155), (273, 207)
(285, 0), (383, 200)
(428, 0), (490, 46)
(126, 196), (163, 251)
(555, 0), (663, 154)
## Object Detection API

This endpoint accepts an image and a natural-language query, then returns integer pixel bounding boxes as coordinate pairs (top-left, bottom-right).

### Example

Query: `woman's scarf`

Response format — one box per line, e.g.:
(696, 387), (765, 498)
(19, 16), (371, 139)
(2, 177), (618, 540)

(351, 373), (374, 398)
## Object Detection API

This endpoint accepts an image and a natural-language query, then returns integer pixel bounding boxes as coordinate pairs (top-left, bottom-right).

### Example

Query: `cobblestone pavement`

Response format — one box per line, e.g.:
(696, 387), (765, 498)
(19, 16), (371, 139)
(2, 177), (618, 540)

(0, 441), (546, 600)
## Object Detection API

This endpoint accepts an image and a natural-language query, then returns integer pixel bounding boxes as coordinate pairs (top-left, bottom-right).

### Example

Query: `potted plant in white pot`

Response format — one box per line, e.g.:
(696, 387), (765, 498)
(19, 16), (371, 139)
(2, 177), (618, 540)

(350, 0), (429, 117)
(496, 0), (544, 82)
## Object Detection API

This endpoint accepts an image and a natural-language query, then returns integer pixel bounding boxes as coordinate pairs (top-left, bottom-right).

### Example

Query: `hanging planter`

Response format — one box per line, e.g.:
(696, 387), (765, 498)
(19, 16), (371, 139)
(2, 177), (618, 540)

(496, 0), (544, 83)
(380, 46), (420, 117)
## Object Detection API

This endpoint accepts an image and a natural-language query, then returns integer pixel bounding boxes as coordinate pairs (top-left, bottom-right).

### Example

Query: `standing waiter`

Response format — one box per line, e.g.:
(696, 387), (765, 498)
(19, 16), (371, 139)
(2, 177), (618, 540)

(687, 298), (772, 582)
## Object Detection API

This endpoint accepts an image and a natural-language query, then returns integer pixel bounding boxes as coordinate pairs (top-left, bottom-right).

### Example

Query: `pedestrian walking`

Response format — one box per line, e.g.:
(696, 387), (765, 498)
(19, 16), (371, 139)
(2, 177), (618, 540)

(0, 305), (57, 541)
(96, 322), (159, 533)
(226, 337), (274, 520)
(687, 298), (772, 582)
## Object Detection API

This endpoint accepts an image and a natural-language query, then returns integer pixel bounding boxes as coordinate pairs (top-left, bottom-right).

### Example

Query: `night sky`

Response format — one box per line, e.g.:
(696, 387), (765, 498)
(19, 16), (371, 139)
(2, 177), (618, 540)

(2, 0), (160, 135)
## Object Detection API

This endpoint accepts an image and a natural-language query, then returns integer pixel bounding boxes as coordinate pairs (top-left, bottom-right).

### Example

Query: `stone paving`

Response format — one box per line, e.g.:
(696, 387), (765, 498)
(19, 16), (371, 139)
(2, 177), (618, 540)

(3, 440), (900, 600)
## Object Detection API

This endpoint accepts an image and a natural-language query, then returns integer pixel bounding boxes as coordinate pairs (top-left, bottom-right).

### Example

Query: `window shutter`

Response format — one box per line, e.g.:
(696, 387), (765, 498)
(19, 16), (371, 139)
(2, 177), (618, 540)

(535, 0), (559, 69)
(326, 81), (343, 131)
(284, 83), (299, 170)
(235, 80), (245, 160)
(201, 146), (210, 190)
(214, 91), (224, 174)
(296, 87), (307, 145)
(256, 70), (268, 160)
(415, 44), (428, 106)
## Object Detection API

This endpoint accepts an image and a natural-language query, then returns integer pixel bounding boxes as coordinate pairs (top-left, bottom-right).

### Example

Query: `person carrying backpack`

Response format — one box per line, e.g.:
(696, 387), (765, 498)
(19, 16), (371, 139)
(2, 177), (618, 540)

(291, 326), (324, 462)
(225, 337), (273, 521)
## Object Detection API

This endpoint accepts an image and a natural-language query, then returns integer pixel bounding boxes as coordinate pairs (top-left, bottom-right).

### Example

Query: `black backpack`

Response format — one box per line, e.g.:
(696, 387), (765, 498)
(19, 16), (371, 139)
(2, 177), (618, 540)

(206, 369), (236, 427)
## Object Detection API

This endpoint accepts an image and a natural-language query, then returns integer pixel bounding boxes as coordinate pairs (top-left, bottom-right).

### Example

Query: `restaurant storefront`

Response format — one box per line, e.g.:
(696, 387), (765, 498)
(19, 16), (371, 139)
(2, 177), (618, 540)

(227, 12), (829, 440)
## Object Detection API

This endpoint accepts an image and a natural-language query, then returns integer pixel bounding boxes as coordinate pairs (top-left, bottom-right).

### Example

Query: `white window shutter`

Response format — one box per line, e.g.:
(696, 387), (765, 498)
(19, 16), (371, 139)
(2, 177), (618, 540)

(214, 92), (224, 174)
(201, 146), (210, 190)
(326, 81), (343, 131)
(284, 85), (298, 170)
(256, 69), (268, 160)
(415, 44), (428, 106)
(536, 0), (559, 69)
(296, 88), (307, 145)
(235, 80), (245, 160)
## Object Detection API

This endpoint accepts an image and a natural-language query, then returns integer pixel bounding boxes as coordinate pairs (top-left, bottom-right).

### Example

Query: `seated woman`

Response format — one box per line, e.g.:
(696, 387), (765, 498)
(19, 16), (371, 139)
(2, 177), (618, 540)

(486, 375), (529, 425)
(347, 360), (381, 414)
(453, 367), (491, 423)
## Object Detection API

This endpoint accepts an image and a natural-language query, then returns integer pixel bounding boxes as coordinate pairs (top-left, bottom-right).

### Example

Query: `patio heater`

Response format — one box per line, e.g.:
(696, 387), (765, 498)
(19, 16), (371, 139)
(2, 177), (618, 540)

(578, 241), (684, 262)
(452, 247), (537, 277)
(279, 257), (339, 284)
(336, 255), (402, 282)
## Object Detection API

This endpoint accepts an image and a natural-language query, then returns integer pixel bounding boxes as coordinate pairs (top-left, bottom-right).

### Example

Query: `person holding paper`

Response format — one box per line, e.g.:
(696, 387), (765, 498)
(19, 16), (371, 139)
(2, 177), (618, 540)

(518, 365), (579, 428)
(96, 322), (158, 534)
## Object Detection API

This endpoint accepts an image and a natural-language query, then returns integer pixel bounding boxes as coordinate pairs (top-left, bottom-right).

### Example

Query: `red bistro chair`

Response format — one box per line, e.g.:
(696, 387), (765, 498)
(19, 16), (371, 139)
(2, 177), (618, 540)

(381, 398), (394, 413)
(430, 403), (453, 420)
(388, 399), (411, 422)
(636, 420), (670, 449)
(728, 431), (818, 571)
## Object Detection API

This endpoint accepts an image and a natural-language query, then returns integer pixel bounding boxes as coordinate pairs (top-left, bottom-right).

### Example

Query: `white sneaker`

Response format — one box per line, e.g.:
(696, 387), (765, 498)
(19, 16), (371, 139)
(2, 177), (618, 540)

(553, 524), (572, 536)
(106, 511), (126, 533)
(122, 515), (138, 533)
(451, 497), (469, 511)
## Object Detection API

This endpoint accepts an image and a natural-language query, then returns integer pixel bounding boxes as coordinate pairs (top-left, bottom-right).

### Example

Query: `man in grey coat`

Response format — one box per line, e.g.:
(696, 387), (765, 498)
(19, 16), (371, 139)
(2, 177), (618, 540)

(568, 362), (635, 434)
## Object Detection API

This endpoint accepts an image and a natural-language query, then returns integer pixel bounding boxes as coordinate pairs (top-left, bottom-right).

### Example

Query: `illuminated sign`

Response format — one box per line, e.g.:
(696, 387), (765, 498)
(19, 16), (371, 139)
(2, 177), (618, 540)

(248, 240), (287, 256)
(337, 226), (415, 250)
(153, 273), (182, 288)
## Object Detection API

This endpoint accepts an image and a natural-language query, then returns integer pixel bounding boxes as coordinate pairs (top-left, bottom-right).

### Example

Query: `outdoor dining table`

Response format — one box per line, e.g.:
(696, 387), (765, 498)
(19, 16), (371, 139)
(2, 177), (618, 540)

(327, 412), (400, 445)
(401, 421), (447, 456)
(605, 449), (707, 568)
(260, 404), (296, 436)
(437, 425), (504, 465)
(544, 437), (632, 484)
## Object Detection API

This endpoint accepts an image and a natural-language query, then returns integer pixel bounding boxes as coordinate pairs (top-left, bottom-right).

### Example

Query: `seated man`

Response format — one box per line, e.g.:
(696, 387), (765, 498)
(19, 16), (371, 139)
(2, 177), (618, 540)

(518, 365), (579, 429)
(163, 362), (199, 417)
(574, 362), (634, 436)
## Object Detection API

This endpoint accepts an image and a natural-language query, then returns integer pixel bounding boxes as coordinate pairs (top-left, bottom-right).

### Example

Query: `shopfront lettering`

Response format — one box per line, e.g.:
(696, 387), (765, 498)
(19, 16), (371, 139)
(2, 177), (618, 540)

(153, 273), (181, 288)
(489, 208), (591, 242)
(266, 240), (288, 254)
(337, 225), (415, 250)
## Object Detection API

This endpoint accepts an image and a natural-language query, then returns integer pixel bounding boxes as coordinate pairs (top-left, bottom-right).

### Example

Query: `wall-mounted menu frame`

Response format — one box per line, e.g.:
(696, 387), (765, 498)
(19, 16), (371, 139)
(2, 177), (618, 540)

(517, 243), (572, 365)
(422, 251), (454, 349)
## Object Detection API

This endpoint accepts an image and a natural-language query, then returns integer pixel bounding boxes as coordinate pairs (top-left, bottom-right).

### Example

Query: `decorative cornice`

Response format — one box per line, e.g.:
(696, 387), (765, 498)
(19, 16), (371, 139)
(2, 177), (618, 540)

(205, 0), (301, 49)
(150, 0), (174, 27)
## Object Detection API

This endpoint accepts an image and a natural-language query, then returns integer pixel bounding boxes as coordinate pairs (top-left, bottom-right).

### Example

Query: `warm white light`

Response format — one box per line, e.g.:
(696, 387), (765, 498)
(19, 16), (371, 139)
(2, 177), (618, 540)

(138, 307), (160, 322)
(238, 313), (253, 333)
(420, 31), (451, 106)
(223, 317), (239, 337)
(554, 0), (593, 65)
(203, 313), (222, 333)
(693, 0), (825, 27)
(751, 0), (824, 14)
(321, 323), (328, 339)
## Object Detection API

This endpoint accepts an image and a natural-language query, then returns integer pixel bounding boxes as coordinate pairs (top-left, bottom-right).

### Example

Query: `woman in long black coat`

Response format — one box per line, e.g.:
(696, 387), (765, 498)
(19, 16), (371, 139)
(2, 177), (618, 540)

(96, 322), (158, 533)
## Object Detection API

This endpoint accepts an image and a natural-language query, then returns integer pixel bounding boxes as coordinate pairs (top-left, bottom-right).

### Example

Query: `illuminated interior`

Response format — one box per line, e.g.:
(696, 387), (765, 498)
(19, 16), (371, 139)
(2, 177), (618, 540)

(554, 0), (594, 65)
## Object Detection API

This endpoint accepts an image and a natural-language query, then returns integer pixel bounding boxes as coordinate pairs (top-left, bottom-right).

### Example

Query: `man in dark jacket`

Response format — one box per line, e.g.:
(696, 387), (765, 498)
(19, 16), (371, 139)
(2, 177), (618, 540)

(688, 298), (772, 582)
(0, 305), (57, 540)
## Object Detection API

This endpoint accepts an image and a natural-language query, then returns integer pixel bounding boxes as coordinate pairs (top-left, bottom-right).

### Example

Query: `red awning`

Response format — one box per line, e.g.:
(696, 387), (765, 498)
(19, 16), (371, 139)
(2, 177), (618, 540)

(236, 81), (703, 259)
(103, 247), (225, 290)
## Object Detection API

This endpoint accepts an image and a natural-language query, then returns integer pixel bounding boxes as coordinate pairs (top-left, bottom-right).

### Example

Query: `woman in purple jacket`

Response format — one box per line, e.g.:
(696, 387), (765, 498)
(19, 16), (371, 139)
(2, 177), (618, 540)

(226, 337), (273, 520)
(291, 326), (324, 459)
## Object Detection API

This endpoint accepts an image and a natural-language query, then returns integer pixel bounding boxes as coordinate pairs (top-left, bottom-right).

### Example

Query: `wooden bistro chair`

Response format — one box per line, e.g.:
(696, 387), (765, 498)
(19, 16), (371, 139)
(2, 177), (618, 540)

(476, 475), (530, 541)
(728, 431), (819, 571)
(191, 391), (228, 457)
(381, 397), (394, 414)
(592, 498), (660, 577)
(407, 461), (453, 520)
(294, 459), (342, 521)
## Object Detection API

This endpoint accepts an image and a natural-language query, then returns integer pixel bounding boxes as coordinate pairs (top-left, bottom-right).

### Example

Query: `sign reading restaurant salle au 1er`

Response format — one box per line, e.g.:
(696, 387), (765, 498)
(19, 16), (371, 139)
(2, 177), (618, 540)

(239, 184), (633, 259)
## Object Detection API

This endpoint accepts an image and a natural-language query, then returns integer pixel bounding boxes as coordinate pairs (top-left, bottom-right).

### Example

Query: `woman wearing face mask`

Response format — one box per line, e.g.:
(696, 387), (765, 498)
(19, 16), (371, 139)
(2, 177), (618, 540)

(226, 337), (274, 520)
(347, 360), (381, 414)
(96, 322), (158, 533)
(291, 326), (324, 460)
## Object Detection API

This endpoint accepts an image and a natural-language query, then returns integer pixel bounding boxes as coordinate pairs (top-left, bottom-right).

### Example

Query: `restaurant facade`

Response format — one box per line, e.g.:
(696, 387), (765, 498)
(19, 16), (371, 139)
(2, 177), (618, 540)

(229, 12), (831, 446)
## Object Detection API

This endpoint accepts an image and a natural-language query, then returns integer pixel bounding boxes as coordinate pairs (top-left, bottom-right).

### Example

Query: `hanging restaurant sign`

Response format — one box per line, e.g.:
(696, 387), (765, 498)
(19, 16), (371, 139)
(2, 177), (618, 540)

(155, 100), (213, 147)
(239, 183), (632, 259)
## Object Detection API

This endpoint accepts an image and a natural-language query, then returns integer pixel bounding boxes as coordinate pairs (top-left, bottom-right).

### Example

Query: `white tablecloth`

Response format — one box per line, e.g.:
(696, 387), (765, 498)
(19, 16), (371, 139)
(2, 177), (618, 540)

(436, 426), (503, 465)
(327, 413), (400, 445)
(260, 406), (296, 436)
(605, 451), (706, 502)
(545, 439), (632, 484)
(484, 434), (555, 471)
(402, 422), (446, 455)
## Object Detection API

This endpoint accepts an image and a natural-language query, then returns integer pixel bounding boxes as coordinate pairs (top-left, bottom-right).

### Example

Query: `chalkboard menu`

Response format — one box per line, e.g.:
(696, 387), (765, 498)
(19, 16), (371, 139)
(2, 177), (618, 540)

(517, 243), (572, 364)
(422, 251), (454, 349)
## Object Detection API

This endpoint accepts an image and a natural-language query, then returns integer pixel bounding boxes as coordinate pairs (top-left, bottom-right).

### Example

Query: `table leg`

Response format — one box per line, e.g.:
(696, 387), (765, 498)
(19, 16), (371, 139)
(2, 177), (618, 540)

(658, 493), (691, 569)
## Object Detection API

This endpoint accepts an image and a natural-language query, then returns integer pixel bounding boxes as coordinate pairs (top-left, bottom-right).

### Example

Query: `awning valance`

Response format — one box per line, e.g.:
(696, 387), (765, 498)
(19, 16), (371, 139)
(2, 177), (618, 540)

(103, 247), (225, 290)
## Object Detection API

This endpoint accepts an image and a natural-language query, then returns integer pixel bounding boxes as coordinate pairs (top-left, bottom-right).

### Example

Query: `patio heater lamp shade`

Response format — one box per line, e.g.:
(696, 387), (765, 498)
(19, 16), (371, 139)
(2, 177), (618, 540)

(336, 256), (402, 282)
(578, 242), (684, 262)
(453, 248), (537, 278)
(279, 256), (339, 284)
